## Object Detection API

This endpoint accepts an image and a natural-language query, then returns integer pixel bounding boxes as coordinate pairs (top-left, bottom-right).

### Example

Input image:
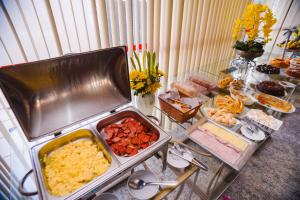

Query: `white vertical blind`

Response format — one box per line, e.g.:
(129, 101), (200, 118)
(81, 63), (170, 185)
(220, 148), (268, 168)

(141, 0), (147, 51)
(146, 0), (154, 51)
(125, 0), (133, 56)
(117, 0), (126, 46)
(96, 0), (109, 48)
(0, 0), (255, 75)
(153, 0), (160, 53)
(108, 0), (118, 46)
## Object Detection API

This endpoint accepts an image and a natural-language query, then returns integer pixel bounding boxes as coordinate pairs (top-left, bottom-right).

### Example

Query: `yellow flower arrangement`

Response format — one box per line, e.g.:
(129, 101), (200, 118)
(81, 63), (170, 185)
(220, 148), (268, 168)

(129, 51), (164, 96)
(232, 3), (277, 52)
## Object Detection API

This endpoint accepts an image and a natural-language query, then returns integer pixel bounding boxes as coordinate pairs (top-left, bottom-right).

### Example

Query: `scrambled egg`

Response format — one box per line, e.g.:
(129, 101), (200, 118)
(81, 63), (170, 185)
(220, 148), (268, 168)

(44, 139), (110, 196)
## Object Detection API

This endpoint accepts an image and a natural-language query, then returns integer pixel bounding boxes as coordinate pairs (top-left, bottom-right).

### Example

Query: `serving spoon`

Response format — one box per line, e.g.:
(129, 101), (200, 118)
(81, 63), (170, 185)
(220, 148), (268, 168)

(128, 179), (177, 190)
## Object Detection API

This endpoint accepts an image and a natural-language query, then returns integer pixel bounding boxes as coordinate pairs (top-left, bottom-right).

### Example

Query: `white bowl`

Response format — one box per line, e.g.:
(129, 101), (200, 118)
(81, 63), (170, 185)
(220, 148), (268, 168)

(127, 170), (159, 200)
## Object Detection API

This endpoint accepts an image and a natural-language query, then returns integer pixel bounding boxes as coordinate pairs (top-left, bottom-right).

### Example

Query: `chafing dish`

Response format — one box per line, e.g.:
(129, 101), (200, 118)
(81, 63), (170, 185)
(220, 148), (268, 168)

(0, 47), (171, 199)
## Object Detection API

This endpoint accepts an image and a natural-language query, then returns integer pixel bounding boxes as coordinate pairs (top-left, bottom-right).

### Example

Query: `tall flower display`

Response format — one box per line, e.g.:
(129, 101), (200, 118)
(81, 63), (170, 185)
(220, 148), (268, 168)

(232, 3), (277, 53)
(129, 51), (164, 96)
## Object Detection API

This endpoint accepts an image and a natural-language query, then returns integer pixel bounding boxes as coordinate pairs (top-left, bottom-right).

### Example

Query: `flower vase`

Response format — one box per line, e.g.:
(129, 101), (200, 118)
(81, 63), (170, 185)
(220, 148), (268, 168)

(136, 93), (155, 115)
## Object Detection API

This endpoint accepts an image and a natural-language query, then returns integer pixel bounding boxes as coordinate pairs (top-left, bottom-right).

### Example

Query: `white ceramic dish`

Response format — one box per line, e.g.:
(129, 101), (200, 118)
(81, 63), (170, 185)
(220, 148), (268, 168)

(279, 81), (296, 88)
(251, 93), (296, 114)
(167, 147), (191, 169)
(240, 125), (266, 142)
(127, 170), (159, 200)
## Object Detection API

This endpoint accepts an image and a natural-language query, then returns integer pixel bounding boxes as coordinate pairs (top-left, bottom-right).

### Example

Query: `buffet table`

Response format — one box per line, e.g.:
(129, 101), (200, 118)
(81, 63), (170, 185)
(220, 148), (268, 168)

(101, 67), (298, 200)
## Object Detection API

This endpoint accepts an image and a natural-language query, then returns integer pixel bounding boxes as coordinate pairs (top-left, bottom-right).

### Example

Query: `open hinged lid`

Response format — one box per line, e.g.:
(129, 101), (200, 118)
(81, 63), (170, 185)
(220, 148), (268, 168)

(0, 47), (131, 141)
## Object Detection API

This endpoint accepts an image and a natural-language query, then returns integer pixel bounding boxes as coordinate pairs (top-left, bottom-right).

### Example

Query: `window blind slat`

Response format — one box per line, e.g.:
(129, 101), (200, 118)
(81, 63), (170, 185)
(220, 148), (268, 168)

(0, 1), (27, 62)
(190, 0), (204, 73)
(153, 0), (161, 53)
(109, 0), (118, 46)
(125, 0), (133, 55)
(141, 0), (147, 51)
(168, 0), (184, 84)
(194, 0), (211, 72)
(146, 0), (154, 51)
(117, 0), (126, 45)
(133, 0), (140, 49)
(96, 0), (109, 48)
(184, 0), (199, 76)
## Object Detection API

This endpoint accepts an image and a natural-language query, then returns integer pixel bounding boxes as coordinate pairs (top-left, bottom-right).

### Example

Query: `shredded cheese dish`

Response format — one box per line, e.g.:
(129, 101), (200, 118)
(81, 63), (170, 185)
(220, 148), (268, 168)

(43, 139), (110, 196)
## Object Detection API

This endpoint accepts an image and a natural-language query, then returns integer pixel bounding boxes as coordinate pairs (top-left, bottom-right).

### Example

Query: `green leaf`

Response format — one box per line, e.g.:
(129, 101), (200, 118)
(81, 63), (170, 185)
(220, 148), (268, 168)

(134, 51), (142, 72)
(147, 52), (151, 77)
(152, 52), (156, 70)
(142, 51), (146, 71)
(130, 57), (137, 70)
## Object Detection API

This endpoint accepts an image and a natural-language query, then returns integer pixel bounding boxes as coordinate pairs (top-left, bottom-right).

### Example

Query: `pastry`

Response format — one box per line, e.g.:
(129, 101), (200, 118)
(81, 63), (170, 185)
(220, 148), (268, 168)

(214, 95), (244, 114)
(256, 64), (280, 74)
(206, 107), (237, 126)
(269, 57), (290, 68)
(229, 79), (245, 90)
(217, 75), (234, 89)
(256, 81), (285, 97)
(286, 58), (300, 78)
(230, 88), (253, 105)
(256, 93), (292, 112)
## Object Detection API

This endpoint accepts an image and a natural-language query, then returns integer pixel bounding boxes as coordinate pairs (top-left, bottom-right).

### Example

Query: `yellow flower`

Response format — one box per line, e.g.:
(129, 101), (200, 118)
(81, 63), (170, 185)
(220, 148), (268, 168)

(232, 3), (276, 43)
(129, 70), (139, 80)
(135, 82), (145, 90)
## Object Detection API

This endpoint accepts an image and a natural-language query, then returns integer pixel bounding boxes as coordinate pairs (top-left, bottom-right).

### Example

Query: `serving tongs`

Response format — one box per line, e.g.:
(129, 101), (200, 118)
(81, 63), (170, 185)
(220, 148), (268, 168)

(169, 145), (208, 171)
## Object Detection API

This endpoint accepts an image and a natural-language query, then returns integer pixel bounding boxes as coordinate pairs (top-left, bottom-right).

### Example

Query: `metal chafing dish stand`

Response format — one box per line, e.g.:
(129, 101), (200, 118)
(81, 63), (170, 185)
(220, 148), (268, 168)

(0, 47), (171, 200)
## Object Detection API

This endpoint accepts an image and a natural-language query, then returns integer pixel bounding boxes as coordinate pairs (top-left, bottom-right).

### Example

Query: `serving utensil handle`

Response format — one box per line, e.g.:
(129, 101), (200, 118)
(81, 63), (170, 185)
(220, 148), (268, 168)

(19, 169), (38, 196)
(148, 181), (178, 187)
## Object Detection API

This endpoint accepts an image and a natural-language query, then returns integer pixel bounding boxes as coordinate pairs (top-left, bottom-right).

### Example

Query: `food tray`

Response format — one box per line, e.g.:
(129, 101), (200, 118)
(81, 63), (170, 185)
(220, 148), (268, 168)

(251, 93), (296, 113)
(95, 109), (166, 164)
(158, 94), (201, 123)
(184, 118), (256, 171)
(31, 125), (120, 200)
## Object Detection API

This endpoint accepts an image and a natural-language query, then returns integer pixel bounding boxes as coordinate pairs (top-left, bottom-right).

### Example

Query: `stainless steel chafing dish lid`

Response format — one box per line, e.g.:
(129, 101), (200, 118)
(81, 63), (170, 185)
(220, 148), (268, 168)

(0, 46), (131, 141)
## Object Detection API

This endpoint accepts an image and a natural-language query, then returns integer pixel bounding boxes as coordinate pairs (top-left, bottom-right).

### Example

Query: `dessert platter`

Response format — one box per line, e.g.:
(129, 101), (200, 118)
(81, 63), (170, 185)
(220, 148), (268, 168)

(286, 58), (300, 78)
(256, 81), (286, 97)
(256, 64), (280, 74)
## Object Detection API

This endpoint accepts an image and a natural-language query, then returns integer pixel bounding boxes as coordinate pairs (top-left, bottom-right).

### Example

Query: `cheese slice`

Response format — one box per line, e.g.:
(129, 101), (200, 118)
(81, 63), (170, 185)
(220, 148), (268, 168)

(201, 122), (248, 151)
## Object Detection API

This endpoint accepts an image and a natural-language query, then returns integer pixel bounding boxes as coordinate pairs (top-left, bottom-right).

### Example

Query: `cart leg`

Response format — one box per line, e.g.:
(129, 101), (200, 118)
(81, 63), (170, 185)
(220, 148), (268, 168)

(188, 168), (200, 200)
(161, 145), (168, 172)
(174, 183), (185, 200)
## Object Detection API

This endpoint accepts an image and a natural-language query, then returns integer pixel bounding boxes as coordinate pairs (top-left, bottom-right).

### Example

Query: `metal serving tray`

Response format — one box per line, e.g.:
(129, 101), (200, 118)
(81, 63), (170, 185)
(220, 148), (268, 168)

(0, 47), (171, 199)
(31, 126), (119, 200)
(28, 106), (171, 200)
(185, 118), (256, 171)
(95, 108), (169, 164)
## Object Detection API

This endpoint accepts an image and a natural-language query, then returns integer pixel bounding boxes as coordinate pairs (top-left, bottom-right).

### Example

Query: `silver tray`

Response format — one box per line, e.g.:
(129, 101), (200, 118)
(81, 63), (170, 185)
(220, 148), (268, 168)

(29, 106), (171, 200)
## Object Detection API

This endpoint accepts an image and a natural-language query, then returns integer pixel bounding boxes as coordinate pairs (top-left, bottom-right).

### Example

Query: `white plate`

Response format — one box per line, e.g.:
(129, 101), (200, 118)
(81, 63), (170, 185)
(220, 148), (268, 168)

(240, 125), (265, 141)
(167, 147), (191, 169)
(279, 81), (296, 88)
(127, 170), (159, 200)
(252, 93), (296, 114)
